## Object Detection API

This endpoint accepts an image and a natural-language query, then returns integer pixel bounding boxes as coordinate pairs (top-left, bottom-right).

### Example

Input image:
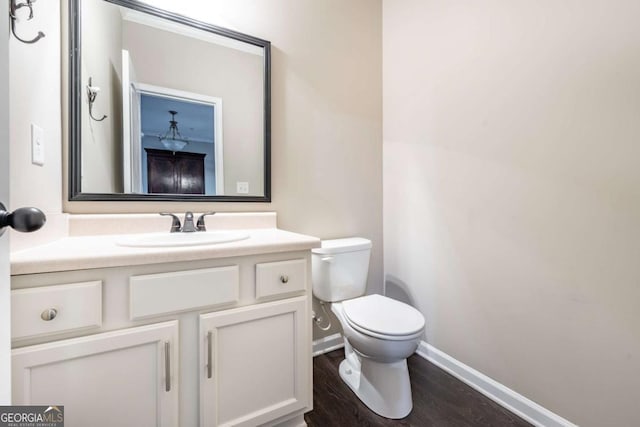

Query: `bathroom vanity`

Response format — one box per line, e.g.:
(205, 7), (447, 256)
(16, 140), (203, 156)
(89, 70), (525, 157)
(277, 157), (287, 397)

(7, 1), (315, 424)
(9, 215), (319, 427)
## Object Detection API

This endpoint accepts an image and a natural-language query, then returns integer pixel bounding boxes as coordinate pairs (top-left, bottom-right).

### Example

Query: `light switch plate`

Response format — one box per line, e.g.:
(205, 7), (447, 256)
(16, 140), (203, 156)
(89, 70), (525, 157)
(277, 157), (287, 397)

(237, 182), (249, 194)
(31, 124), (45, 166)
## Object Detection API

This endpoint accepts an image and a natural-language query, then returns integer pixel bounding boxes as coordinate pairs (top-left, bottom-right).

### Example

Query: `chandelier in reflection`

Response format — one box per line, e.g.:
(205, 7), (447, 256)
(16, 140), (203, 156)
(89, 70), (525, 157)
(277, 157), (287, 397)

(158, 110), (189, 151)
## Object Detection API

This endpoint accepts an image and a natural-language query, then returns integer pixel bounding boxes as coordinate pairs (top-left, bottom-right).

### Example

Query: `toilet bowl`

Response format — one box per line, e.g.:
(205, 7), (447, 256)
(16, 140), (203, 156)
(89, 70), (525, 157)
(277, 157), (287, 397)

(311, 238), (425, 419)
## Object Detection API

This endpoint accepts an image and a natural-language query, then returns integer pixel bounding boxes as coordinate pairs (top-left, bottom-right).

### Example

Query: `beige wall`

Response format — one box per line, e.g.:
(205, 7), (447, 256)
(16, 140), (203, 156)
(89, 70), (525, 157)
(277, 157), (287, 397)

(11, 0), (383, 338)
(81, 0), (124, 193)
(10, 0), (62, 215)
(122, 20), (264, 196)
(383, 1), (640, 426)
(9, 0), (67, 252)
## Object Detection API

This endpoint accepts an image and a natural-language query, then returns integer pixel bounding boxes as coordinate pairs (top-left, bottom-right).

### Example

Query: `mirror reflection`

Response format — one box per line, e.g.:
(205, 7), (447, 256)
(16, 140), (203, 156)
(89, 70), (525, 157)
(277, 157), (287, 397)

(139, 95), (219, 195)
(74, 0), (269, 200)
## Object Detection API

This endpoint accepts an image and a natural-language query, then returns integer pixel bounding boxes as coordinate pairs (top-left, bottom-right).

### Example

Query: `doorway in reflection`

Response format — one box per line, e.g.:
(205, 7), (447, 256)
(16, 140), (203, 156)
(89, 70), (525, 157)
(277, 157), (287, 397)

(140, 94), (217, 194)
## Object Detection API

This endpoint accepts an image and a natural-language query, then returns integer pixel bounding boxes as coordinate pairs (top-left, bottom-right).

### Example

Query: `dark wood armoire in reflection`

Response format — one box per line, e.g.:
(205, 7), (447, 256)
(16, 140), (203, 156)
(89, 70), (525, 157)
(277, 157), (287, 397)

(145, 148), (206, 194)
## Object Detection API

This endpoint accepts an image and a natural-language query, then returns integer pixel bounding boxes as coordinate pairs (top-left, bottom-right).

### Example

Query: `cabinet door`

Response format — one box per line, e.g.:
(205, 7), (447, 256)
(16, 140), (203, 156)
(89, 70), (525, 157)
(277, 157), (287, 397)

(12, 321), (179, 427)
(145, 148), (206, 194)
(200, 297), (310, 427)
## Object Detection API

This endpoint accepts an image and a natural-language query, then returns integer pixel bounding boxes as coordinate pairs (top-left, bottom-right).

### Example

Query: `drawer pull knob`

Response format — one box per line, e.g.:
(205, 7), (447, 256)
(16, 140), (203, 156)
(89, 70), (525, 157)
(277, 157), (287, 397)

(280, 275), (289, 284)
(40, 308), (58, 321)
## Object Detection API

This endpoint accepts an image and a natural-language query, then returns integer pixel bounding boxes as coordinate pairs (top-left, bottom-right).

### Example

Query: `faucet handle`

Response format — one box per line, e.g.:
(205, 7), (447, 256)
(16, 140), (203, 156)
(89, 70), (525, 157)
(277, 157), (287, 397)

(159, 212), (181, 233)
(196, 212), (216, 232)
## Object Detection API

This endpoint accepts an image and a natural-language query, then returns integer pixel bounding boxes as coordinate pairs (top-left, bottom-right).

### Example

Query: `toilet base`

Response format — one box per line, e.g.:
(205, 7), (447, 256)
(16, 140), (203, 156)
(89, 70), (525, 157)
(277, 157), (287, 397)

(338, 341), (413, 419)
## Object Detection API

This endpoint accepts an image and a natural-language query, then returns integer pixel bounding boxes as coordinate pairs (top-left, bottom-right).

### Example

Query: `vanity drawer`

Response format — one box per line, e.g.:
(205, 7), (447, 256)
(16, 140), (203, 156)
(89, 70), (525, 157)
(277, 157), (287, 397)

(11, 281), (103, 340)
(256, 259), (307, 300)
(130, 265), (239, 320)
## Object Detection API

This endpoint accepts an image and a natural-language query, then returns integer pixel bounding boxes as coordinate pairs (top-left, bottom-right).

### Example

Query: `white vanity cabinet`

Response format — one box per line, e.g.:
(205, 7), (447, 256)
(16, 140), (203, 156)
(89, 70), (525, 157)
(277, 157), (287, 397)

(12, 321), (180, 427)
(200, 297), (309, 427)
(10, 249), (314, 427)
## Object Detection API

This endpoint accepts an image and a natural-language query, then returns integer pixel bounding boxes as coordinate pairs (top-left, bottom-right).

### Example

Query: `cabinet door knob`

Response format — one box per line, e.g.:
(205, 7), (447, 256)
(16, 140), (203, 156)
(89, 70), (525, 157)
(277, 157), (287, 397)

(280, 275), (289, 284)
(40, 308), (58, 321)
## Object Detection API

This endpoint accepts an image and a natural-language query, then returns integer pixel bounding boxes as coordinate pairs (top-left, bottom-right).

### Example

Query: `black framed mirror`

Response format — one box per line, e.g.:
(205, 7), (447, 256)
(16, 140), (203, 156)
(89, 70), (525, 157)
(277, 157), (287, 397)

(69, 0), (270, 202)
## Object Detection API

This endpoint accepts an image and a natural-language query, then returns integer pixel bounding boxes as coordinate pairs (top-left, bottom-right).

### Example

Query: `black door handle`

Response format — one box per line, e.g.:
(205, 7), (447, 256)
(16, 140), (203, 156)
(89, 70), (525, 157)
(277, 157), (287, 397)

(0, 202), (46, 236)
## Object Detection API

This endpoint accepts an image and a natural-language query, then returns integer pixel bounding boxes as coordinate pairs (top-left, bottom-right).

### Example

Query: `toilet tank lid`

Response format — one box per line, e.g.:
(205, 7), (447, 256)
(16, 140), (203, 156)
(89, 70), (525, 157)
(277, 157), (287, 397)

(312, 237), (372, 255)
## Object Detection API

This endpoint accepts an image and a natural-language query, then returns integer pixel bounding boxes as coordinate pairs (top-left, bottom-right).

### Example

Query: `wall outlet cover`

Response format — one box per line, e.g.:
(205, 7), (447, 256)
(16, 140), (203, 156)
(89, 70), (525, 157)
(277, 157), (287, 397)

(237, 182), (249, 194)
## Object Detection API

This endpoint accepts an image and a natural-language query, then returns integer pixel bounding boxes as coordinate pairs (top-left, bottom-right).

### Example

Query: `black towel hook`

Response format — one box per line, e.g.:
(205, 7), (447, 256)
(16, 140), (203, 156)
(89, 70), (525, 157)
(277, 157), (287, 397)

(9, 0), (45, 44)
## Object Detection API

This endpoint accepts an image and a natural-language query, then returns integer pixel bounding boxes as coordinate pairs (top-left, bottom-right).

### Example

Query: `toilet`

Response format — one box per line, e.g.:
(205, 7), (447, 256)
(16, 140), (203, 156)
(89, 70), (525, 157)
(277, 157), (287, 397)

(311, 237), (425, 419)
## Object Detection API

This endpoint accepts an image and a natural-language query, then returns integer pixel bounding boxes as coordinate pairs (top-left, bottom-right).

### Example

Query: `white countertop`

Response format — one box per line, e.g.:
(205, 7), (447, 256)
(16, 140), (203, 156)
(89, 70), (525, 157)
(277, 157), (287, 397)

(11, 228), (320, 275)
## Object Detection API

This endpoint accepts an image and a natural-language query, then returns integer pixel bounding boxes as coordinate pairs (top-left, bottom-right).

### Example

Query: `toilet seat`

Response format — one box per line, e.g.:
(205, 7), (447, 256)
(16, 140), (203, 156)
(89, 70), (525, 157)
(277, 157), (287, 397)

(342, 294), (425, 341)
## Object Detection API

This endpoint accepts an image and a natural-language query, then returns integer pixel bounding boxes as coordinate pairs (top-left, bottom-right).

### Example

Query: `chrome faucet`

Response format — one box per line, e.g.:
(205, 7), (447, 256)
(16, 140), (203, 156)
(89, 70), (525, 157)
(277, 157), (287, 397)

(160, 212), (216, 233)
(182, 212), (197, 232)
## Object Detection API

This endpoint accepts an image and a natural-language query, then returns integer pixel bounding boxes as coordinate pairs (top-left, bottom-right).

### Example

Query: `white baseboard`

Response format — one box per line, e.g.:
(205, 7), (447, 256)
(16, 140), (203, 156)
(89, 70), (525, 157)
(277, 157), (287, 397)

(312, 333), (344, 357)
(416, 341), (577, 427)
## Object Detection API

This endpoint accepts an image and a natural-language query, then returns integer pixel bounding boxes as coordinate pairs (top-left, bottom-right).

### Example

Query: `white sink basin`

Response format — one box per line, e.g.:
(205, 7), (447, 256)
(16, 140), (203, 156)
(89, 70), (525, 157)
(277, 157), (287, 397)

(117, 231), (250, 248)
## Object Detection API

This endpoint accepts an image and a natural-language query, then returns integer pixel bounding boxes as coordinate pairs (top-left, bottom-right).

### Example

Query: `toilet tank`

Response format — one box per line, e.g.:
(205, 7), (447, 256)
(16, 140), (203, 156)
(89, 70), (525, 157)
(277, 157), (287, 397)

(311, 237), (372, 302)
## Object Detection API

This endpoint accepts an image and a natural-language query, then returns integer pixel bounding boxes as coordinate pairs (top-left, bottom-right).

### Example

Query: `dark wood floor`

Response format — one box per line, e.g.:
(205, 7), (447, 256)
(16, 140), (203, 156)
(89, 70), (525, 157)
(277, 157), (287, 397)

(304, 349), (531, 427)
